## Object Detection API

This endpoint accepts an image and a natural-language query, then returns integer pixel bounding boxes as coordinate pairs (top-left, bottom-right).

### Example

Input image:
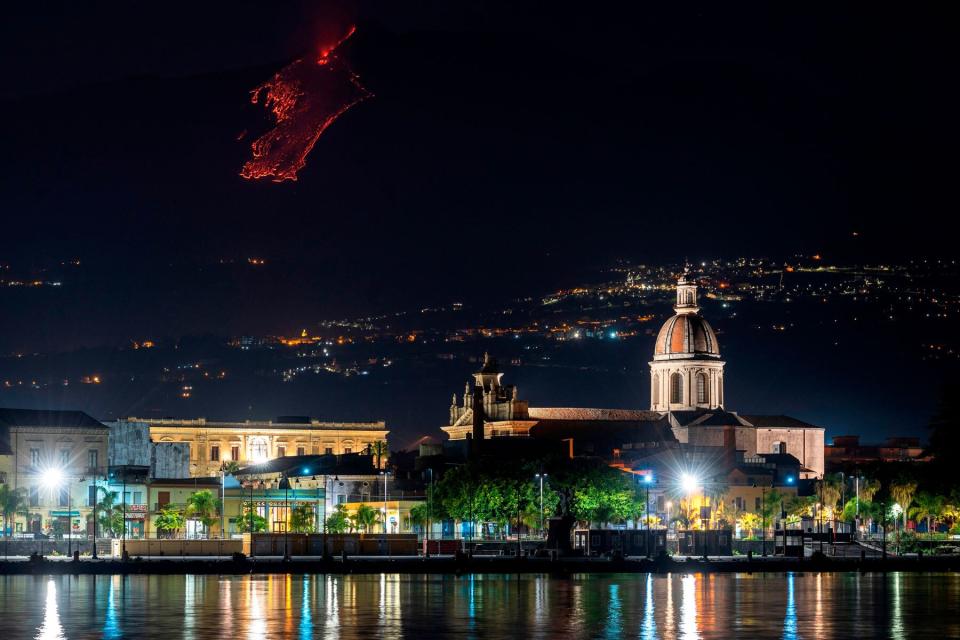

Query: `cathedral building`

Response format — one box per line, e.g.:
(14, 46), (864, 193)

(442, 272), (825, 477)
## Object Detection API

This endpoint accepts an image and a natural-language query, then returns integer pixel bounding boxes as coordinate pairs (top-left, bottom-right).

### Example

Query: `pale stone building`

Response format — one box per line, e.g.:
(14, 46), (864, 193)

(0, 408), (109, 536)
(125, 416), (390, 478)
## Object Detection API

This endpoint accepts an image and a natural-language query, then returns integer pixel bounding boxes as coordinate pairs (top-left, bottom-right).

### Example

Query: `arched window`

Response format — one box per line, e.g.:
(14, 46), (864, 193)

(653, 374), (660, 405)
(696, 373), (708, 404)
(670, 373), (683, 404)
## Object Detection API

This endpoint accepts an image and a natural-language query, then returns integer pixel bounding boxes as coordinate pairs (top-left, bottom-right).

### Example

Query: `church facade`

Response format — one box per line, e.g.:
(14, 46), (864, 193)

(442, 272), (824, 477)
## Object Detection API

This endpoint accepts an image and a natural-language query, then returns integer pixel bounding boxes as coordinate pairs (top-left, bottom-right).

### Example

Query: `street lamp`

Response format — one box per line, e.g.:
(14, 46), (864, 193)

(41, 468), (70, 558)
(535, 473), (548, 539)
(278, 474), (292, 561)
(753, 482), (768, 556)
(642, 473), (654, 557)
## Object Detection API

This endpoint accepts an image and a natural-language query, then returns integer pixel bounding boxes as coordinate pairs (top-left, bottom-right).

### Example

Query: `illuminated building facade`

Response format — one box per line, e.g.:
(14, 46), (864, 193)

(0, 408), (109, 537)
(125, 416), (389, 478)
(442, 273), (824, 477)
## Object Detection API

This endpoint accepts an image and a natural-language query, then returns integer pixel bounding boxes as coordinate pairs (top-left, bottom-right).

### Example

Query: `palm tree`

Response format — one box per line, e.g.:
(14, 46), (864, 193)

(910, 492), (944, 534)
(0, 485), (26, 538)
(352, 503), (379, 533)
(290, 505), (315, 533)
(889, 477), (918, 531)
(95, 489), (124, 538)
(185, 489), (221, 539)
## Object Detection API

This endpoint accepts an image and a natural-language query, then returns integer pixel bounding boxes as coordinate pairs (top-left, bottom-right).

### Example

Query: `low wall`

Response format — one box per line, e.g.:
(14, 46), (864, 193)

(244, 533), (419, 556)
(0, 538), (95, 557)
(113, 539), (243, 558)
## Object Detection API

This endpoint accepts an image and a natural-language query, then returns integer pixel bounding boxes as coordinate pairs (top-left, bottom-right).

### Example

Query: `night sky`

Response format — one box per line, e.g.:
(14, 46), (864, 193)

(1, 2), (957, 442)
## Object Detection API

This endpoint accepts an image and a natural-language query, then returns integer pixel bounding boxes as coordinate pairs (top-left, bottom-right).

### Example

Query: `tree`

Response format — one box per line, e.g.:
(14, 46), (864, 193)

(408, 503), (429, 532)
(352, 503), (379, 533)
(290, 505), (315, 533)
(326, 504), (350, 534)
(185, 489), (221, 538)
(910, 492), (944, 533)
(155, 506), (185, 538)
(369, 441), (389, 469)
(236, 502), (268, 533)
(737, 512), (762, 538)
(0, 485), (26, 538)
(889, 476), (918, 530)
(94, 489), (125, 538)
(815, 475), (843, 519)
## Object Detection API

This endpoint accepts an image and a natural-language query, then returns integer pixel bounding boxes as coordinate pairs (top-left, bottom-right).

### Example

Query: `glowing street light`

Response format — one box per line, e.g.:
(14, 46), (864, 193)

(40, 467), (73, 558)
(681, 473), (699, 494)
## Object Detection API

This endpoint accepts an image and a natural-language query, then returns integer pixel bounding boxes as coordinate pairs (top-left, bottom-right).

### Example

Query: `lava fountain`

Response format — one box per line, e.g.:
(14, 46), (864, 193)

(240, 26), (372, 182)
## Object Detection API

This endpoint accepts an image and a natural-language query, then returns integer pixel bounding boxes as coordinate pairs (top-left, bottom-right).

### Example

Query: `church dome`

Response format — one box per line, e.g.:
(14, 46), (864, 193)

(654, 313), (720, 358)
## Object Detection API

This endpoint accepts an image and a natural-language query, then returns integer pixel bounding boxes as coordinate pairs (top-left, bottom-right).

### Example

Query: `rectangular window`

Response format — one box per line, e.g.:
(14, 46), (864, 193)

(755, 497), (761, 510)
(88, 485), (98, 507)
(60, 449), (70, 466)
(30, 485), (40, 507)
(30, 448), (41, 466)
(124, 491), (131, 505)
(231, 446), (240, 462)
(133, 491), (143, 505)
(324, 447), (333, 455)
(277, 446), (286, 457)
(344, 448), (352, 454)
(88, 449), (98, 470)
(337, 495), (346, 505)
(297, 446), (306, 457)
(210, 445), (220, 462)
(58, 487), (69, 507)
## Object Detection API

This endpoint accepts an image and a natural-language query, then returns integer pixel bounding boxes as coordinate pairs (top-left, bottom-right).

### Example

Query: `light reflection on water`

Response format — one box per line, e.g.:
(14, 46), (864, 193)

(0, 572), (956, 640)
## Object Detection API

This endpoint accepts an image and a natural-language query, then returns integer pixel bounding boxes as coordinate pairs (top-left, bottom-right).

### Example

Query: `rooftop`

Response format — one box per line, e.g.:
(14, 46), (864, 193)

(0, 408), (106, 429)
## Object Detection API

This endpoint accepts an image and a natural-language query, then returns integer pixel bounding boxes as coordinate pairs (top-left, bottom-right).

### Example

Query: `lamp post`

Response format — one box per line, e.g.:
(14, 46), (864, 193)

(680, 473), (699, 556)
(91, 472), (99, 559)
(819, 475), (825, 554)
(534, 473), (547, 538)
(41, 468), (72, 559)
(279, 474), (291, 561)
(642, 473), (654, 557)
(425, 468), (434, 542)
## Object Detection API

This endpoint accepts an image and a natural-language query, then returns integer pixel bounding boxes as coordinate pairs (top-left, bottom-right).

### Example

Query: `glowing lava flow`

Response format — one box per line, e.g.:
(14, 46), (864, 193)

(240, 26), (371, 182)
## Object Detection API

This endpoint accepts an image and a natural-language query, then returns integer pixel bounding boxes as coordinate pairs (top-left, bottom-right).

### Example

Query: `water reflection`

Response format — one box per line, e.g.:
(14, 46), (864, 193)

(35, 580), (64, 640)
(641, 573), (656, 640)
(782, 573), (797, 640)
(4, 572), (958, 639)
(680, 574), (700, 640)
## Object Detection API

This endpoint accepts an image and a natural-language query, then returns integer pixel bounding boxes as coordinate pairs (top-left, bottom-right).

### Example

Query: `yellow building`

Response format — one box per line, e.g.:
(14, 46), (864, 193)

(125, 416), (390, 477)
(147, 477), (223, 539)
(0, 408), (109, 537)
